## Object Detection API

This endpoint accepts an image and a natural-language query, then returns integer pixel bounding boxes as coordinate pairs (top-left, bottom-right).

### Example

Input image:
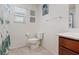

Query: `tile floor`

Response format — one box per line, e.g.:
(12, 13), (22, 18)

(8, 46), (52, 55)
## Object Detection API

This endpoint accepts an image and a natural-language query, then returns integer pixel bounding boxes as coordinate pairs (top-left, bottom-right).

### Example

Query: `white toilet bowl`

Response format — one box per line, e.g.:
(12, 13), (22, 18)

(28, 38), (40, 49)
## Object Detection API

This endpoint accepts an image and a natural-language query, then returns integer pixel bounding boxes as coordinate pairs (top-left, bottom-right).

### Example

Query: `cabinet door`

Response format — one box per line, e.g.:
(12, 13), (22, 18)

(59, 47), (77, 55)
(59, 37), (79, 53)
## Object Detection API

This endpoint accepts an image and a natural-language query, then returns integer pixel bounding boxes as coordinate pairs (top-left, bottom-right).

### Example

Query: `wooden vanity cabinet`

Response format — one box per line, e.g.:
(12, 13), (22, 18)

(59, 36), (79, 55)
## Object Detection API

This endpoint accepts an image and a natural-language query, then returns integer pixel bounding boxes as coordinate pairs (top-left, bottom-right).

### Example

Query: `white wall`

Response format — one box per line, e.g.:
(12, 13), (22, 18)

(7, 4), (39, 49)
(37, 4), (69, 54)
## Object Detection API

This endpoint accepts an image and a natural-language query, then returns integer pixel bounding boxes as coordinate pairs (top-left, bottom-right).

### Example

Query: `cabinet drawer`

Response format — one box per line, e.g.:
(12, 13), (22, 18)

(59, 37), (79, 53)
(59, 47), (77, 55)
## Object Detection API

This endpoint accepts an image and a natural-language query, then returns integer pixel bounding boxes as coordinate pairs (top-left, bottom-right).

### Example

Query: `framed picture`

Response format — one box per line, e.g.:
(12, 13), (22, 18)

(30, 10), (35, 23)
(30, 10), (35, 16)
(42, 4), (49, 16)
(30, 17), (35, 23)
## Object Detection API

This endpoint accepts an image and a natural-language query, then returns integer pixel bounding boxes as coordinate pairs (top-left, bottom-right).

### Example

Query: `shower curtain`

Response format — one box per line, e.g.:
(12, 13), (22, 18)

(0, 4), (11, 55)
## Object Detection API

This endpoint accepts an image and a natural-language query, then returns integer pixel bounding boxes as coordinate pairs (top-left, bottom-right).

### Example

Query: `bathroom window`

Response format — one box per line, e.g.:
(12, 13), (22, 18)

(15, 15), (24, 23)
(14, 7), (26, 23)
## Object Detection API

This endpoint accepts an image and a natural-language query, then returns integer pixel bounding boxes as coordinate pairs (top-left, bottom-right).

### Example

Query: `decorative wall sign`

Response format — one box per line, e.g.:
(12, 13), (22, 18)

(42, 4), (49, 16)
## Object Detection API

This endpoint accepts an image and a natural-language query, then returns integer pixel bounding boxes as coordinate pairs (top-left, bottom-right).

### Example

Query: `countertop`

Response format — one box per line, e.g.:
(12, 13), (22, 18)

(58, 32), (79, 40)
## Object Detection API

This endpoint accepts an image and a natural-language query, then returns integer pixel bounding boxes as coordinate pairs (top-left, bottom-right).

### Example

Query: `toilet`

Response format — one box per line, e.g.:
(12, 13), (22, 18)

(25, 33), (44, 49)
(28, 38), (40, 49)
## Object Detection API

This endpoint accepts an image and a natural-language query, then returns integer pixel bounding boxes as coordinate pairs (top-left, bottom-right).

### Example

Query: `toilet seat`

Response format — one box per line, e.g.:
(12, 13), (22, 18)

(28, 38), (40, 41)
